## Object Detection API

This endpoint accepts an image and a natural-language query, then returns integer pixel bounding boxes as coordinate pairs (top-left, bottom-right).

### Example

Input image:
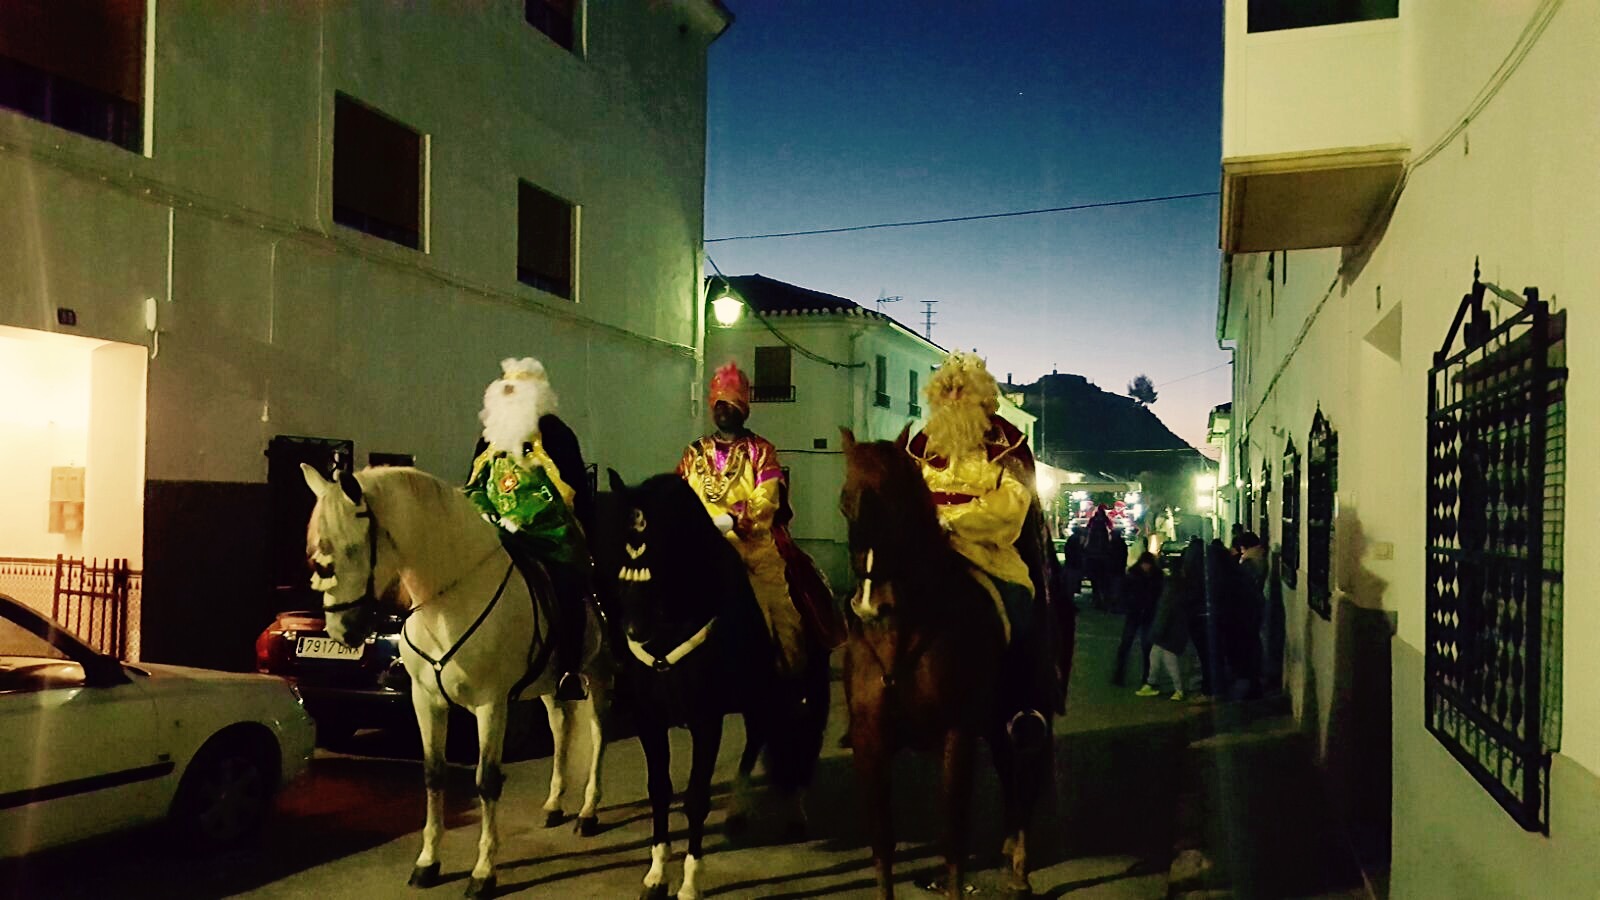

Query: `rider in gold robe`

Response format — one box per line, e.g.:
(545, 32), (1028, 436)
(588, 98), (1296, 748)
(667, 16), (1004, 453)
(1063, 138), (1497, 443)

(678, 363), (842, 676)
(908, 351), (1056, 739)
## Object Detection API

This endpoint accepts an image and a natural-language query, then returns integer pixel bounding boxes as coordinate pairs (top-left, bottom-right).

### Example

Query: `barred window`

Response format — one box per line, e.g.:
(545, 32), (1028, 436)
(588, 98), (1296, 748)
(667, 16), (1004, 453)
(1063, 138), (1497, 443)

(1425, 272), (1565, 833)
(1258, 459), (1272, 541)
(1307, 409), (1337, 619)
(1280, 440), (1299, 588)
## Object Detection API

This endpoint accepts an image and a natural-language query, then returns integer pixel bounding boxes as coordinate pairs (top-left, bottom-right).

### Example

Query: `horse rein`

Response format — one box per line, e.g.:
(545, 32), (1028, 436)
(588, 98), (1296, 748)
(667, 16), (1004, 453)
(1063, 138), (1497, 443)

(626, 617), (717, 672)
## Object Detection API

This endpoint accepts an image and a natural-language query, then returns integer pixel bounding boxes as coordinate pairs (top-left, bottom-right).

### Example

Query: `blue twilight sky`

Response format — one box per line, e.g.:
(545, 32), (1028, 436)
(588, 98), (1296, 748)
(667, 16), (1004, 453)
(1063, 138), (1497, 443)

(703, 0), (1229, 453)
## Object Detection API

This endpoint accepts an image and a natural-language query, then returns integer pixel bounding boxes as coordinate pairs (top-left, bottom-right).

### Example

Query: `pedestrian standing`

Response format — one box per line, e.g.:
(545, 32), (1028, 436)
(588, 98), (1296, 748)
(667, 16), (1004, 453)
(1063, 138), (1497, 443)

(1137, 560), (1191, 701)
(1112, 552), (1162, 686)
(1182, 537), (1219, 700)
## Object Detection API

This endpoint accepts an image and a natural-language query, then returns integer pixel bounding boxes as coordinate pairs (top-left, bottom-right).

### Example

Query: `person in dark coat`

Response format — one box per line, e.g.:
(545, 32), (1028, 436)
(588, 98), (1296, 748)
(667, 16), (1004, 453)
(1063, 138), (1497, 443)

(1182, 537), (1219, 699)
(1085, 505), (1126, 610)
(1137, 560), (1191, 699)
(1113, 552), (1162, 686)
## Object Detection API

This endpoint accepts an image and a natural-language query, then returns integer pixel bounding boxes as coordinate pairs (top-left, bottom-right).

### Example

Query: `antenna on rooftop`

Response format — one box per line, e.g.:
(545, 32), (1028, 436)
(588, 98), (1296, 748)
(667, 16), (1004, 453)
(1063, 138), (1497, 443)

(920, 299), (940, 340)
(875, 291), (903, 315)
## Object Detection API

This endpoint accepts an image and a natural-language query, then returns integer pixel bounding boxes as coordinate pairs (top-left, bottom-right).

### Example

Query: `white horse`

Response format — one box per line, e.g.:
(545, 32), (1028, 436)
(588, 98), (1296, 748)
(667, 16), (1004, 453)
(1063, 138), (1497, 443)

(301, 464), (610, 898)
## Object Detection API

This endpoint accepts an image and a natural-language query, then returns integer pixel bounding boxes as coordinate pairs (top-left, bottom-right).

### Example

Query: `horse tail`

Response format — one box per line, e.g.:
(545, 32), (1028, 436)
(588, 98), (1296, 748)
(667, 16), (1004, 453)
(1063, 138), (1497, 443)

(760, 636), (830, 794)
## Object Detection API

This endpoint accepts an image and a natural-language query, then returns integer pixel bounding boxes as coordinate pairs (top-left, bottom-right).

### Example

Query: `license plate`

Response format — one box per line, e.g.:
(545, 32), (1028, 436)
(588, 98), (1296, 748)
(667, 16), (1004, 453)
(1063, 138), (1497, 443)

(296, 636), (363, 660)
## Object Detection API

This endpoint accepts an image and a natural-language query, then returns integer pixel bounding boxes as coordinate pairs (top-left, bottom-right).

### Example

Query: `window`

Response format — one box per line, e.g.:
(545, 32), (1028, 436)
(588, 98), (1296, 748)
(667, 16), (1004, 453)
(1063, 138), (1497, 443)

(0, 0), (145, 152)
(333, 95), (424, 250)
(752, 346), (795, 402)
(874, 355), (890, 408)
(908, 370), (921, 417)
(1280, 440), (1299, 588)
(369, 452), (415, 468)
(526, 0), (578, 52)
(1425, 275), (1566, 833)
(1247, 0), (1397, 33)
(1306, 409), (1337, 620)
(1258, 459), (1272, 541)
(518, 181), (575, 299)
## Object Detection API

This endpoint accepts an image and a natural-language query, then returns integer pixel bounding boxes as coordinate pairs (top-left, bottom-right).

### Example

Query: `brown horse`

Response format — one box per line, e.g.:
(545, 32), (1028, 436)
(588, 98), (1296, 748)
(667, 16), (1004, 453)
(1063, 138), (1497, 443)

(839, 427), (1047, 900)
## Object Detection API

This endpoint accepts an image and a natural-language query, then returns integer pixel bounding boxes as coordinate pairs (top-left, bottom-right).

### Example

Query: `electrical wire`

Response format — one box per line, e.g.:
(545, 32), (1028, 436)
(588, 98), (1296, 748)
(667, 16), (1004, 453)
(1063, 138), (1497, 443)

(1157, 361), (1232, 387)
(705, 190), (1218, 243)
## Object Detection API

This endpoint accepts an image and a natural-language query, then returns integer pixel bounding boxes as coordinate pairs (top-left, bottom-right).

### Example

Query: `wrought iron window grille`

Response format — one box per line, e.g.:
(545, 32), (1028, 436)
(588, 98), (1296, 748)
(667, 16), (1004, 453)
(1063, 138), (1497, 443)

(1281, 440), (1300, 589)
(1425, 264), (1565, 833)
(1307, 408), (1337, 620)
(751, 384), (797, 403)
(1259, 459), (1272, 541)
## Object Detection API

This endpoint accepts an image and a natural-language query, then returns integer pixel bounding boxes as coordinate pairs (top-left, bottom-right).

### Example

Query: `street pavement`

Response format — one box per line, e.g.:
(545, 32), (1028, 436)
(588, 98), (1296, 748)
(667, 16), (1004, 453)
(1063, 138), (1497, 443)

(3, 610), (1218, 899)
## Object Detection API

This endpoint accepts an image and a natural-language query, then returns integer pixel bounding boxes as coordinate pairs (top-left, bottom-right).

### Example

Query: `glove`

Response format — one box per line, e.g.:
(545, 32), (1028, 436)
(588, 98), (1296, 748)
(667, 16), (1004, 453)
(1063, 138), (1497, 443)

(713, 513), (736, 535)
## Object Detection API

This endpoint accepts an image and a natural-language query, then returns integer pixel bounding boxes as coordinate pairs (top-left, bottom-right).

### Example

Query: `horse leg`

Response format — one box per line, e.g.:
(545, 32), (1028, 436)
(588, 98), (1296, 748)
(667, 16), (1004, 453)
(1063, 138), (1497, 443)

(990, 721), (1038, 899)
(852, 734), (896, 899)
(637, 720), (673, 900)
(540, 694), (571, 827)
(679, 713), (724, 900)
(939, 728), (976, 900)
(575, 686), (607, 836)
(727, 711), (765, 840)
(408, 686), (449, 888)
(466, 699), (508, 899)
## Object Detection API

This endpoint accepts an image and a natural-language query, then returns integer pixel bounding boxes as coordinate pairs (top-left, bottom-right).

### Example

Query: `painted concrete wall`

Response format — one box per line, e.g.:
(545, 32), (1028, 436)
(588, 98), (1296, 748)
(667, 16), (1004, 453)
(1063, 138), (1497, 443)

(1222, 2), (1403, 158)
(1220, 0), (1600, 883)
(0, 1), (724, 665)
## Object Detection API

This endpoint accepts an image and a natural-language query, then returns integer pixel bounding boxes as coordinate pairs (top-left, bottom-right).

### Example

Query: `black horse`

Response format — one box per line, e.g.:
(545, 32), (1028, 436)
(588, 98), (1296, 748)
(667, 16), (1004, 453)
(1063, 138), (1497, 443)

(599, 471), (829, 900)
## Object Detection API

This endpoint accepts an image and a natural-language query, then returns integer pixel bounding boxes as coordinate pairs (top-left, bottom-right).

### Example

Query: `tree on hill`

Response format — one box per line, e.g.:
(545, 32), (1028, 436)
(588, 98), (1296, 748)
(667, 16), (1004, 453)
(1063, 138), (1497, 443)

(1127, 374), (1158, 407)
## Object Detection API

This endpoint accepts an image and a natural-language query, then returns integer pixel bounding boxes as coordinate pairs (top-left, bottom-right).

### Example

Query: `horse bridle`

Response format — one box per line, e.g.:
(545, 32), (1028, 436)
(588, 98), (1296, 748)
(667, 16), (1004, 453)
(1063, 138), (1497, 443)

(321, 507), (383, 615)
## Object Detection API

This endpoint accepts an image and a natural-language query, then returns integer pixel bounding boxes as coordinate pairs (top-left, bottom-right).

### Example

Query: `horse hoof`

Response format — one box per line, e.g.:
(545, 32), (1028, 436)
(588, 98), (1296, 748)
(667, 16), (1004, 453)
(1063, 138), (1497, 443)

(408, 862), (441, 888)
(574, 815), (599, 837)
(543, 809), (568, 828)
(638, 883), (669, 900)
(464, 874), (497, 899)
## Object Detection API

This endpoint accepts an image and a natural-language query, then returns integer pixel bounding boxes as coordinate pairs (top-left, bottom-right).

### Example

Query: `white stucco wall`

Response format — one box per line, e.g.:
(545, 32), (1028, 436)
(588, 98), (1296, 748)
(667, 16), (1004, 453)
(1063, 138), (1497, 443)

(1221, 0), (1600, 886)
(0, 1), (719, 485)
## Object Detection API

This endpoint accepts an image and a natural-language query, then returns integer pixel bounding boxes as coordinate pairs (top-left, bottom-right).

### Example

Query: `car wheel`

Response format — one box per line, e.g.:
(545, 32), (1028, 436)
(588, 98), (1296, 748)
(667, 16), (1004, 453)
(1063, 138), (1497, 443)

(170, 735), (275, 850)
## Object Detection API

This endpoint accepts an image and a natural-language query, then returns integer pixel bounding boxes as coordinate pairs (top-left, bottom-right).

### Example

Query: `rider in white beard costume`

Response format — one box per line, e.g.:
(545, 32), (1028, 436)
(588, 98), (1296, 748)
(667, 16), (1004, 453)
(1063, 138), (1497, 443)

(465, 357), (594, 702)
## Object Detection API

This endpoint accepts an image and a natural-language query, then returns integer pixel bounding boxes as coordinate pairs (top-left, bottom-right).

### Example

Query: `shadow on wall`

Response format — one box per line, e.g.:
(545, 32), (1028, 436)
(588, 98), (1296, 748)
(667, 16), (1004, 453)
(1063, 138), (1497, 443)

(1326, 508), (1395, 875)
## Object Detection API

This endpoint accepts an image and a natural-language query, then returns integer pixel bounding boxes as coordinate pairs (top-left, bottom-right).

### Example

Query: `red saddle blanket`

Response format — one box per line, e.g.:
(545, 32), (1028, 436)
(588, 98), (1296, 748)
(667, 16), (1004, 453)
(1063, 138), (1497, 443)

(773, 526), (847, 650)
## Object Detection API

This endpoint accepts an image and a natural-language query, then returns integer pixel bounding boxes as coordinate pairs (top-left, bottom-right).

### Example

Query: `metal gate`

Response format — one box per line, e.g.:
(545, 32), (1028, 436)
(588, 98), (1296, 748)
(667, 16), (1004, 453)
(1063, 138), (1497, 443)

(1425, 266), (1566, 833)
(53, 557), (133, 659)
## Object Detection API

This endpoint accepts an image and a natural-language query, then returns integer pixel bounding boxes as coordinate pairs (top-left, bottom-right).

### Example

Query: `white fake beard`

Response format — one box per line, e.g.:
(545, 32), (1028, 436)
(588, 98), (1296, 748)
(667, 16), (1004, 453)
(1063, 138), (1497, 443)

(481, 380), (547, 453)
(923, 401), (989, 460)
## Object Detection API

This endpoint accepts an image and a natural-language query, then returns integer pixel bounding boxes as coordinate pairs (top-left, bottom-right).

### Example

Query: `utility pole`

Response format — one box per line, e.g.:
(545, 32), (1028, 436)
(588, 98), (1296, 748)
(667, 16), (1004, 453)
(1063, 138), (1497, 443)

(920, 299), (939, 341)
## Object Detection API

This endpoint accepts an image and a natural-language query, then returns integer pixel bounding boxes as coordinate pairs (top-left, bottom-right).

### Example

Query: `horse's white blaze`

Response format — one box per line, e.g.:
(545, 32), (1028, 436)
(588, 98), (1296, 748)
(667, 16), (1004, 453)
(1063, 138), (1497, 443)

(644, 843), (669, 887)
(851, 548), (876, 619)
(626, 543), (646, 560)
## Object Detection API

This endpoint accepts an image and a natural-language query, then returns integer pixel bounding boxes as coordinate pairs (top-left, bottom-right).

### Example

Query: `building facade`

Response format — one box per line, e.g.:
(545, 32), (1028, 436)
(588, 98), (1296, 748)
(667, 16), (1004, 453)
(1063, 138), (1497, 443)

(703, 274), (1037, 590)
(0, 0), (730, 668)
(1216, 0), (1599, 892)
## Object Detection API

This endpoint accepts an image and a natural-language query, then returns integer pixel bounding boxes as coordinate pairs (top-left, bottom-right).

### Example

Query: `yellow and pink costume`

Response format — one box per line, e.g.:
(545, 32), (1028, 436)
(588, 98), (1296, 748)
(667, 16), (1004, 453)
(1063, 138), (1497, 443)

(679, 364), (842, 673)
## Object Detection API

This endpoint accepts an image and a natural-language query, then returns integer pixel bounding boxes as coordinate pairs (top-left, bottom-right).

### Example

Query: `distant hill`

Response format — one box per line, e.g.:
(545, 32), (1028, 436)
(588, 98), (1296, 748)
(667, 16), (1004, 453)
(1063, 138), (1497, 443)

(1005, 373), (1208, 479)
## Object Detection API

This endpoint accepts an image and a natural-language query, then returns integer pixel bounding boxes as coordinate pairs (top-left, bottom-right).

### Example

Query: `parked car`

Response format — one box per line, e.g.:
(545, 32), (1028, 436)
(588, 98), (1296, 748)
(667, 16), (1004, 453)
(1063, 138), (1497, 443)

(255, 608), (413, 745)
(0, 592), (314, 859)
(255, 610), (551, 755)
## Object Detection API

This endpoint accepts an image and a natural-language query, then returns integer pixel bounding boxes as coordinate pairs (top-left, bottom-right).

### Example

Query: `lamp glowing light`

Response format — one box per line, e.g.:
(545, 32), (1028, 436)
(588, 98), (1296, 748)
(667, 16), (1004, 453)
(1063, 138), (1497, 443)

(1037, 470), (1057, 498)
(711, 292), (744, 326)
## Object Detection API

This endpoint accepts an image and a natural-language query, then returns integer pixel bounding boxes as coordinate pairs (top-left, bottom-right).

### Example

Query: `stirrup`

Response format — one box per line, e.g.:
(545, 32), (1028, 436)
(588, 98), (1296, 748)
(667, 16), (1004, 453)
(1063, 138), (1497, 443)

(1006, 708), (1049, 751)
(555, 671), (588, 701)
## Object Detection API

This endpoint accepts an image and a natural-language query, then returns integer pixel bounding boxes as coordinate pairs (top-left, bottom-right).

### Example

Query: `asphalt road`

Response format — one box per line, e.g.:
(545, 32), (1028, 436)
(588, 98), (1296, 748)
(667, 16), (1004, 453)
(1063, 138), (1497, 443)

(2, 610), (1205, 900)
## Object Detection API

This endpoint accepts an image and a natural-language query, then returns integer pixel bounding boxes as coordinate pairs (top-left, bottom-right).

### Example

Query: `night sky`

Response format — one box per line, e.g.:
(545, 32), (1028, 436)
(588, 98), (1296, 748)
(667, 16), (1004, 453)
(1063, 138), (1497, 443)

(704, 0), (1228, 452)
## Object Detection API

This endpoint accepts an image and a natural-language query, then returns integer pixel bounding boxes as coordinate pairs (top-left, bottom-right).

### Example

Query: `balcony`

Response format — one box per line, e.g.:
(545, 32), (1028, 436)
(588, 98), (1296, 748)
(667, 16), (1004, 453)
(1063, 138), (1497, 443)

(752, 384), (796, 403)
(1219, 1), (1408, 252)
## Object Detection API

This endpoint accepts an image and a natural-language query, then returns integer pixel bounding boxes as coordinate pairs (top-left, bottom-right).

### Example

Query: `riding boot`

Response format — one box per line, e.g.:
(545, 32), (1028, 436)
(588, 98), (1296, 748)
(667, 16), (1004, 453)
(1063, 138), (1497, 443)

(551, 563), (589, 702)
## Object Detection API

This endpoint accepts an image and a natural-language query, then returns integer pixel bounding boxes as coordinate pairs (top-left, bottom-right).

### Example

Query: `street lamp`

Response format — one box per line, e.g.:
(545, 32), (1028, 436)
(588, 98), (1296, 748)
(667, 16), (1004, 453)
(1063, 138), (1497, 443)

(711, 289), (745, 327)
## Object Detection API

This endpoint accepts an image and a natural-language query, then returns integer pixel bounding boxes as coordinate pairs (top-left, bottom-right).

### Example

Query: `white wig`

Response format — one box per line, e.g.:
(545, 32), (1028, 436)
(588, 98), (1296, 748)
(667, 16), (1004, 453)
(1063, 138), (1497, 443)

(480, 357), (560, 453)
